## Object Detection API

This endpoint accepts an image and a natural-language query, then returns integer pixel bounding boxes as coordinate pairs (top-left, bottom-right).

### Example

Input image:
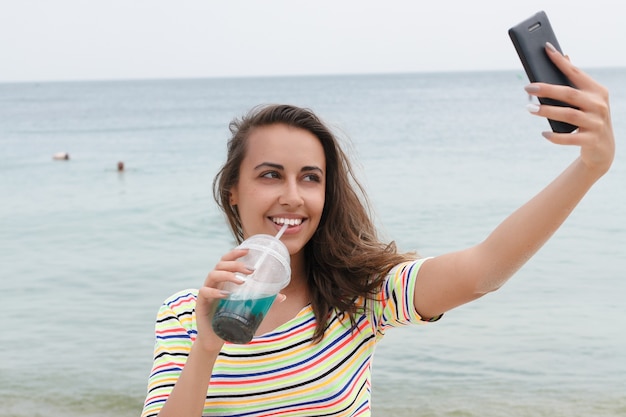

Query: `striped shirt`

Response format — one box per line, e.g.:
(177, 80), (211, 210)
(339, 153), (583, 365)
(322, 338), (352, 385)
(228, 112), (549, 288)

(142, 258), (438, 417)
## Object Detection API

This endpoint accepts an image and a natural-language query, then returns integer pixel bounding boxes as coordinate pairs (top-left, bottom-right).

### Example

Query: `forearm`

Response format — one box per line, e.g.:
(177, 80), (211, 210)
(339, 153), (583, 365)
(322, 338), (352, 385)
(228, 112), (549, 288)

(476, 156), (604, 291)
(158, 342), (221, 417)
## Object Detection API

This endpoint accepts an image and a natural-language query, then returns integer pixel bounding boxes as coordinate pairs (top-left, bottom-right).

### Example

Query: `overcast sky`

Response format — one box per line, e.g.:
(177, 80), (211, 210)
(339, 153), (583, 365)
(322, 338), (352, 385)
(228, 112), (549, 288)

(1, 0), (624, 83)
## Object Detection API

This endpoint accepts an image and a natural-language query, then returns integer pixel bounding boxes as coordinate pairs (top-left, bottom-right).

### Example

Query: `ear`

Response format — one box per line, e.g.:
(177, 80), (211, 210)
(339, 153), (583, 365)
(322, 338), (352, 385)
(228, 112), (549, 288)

(229, 187), (238, 206)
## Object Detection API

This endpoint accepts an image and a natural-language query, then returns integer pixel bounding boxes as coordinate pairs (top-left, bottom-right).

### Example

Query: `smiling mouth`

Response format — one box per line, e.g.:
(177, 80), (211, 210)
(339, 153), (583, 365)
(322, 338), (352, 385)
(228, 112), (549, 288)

(271, 217), (303, 226)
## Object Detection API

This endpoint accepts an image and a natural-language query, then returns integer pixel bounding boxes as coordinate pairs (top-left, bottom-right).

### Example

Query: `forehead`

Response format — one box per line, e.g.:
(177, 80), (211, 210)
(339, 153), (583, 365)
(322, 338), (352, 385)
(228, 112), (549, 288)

(243, 124), (326, 168)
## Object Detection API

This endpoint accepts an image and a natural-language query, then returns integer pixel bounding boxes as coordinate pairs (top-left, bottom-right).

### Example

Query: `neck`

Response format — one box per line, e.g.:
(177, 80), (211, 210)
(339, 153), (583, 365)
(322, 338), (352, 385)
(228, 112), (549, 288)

(284, 251), (309, 300)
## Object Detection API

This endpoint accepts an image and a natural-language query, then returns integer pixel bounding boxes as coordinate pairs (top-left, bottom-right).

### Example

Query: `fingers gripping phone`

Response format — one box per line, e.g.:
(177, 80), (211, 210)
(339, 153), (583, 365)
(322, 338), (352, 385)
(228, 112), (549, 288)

(509, 11), (578, 133)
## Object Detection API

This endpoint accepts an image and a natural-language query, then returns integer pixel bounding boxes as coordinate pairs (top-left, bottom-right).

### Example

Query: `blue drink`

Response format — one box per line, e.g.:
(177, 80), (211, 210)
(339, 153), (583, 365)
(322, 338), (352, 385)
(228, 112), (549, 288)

(212, 295), (277, 344)
(210, 233), (291, 344)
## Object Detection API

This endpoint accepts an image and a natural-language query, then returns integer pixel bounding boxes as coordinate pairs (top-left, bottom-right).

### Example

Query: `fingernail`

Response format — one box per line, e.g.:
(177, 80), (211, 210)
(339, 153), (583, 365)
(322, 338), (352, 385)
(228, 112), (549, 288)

(545, 42), (558, 54)
(276, 294), (287, 303)
(541, 131), (553, 139)
(219, 290), (231, 297)
(526, 103), (540, 113)
(524, 84), (540, 93)
(245, 267), (255, 273)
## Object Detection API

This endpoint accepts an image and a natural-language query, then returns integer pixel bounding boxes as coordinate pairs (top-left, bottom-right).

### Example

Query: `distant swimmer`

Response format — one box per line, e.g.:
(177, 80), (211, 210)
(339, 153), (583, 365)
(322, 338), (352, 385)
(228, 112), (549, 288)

(117, 161), (125, 171)
(52, 152), (70, 160)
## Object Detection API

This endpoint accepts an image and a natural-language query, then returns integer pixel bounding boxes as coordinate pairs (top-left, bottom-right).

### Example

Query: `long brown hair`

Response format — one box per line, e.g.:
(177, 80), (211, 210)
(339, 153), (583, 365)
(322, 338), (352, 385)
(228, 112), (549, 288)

(213, 104), (415, 341)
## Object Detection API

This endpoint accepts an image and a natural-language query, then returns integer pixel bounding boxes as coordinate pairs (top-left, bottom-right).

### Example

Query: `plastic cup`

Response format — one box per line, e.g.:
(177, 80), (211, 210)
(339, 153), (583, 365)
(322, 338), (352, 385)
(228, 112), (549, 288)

(212, 234), (291, 344)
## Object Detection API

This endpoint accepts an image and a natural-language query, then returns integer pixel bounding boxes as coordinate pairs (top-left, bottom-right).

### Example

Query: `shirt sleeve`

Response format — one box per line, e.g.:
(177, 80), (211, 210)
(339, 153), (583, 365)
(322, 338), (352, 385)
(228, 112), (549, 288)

(141, 289), (198, 417)
(369, 258), (441, 341)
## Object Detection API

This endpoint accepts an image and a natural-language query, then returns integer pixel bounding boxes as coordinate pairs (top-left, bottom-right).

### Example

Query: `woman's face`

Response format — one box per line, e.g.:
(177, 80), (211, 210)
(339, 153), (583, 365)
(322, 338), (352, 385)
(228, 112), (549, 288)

(230, 124), (326, 257)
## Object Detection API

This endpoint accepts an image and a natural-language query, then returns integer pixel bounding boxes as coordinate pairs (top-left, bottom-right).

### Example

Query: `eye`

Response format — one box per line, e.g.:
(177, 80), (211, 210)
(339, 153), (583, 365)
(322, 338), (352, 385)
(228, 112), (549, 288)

(261, 171), (280, 179)
(303, 173), (321, 183)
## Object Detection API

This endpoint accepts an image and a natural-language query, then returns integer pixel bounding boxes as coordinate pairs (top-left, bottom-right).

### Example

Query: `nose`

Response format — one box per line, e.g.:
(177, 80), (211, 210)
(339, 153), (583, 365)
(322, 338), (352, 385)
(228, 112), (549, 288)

(278, 179), (304, 207)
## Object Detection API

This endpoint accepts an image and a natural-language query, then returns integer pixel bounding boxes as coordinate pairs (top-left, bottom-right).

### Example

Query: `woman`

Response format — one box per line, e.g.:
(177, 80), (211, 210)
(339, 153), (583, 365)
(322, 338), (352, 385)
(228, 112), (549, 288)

(142, 43), (614, 417)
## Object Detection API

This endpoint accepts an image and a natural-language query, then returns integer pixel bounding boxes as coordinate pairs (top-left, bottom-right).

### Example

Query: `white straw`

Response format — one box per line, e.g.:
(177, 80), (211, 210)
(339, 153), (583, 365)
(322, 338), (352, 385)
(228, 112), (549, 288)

(252, 223), (288, 270)
(275, 223), (289, 239)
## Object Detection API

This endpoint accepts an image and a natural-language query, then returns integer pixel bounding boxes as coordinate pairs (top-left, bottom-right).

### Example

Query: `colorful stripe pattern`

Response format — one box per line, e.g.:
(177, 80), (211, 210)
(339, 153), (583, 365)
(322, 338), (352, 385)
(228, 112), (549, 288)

(142, 258), (437, 417)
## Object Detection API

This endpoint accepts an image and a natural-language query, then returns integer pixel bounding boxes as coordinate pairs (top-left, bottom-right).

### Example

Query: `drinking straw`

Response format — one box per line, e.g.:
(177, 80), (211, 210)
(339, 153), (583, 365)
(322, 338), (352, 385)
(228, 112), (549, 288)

(252, 223), (289, 270)
(275, 223), (289, 240)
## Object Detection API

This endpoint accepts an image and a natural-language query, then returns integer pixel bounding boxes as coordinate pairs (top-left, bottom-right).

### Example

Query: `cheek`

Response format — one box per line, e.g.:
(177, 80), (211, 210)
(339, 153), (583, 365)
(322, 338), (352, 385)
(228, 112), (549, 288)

(238, 184), (263, 203)
(310, 190), (326, 218)
(238, 186), (271, 216)
(318, 196), (326, 215)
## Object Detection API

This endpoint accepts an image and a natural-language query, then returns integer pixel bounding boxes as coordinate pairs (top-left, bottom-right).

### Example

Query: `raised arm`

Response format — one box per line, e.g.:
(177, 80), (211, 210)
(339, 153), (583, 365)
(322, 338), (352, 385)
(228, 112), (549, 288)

(413, 42), (615, 320)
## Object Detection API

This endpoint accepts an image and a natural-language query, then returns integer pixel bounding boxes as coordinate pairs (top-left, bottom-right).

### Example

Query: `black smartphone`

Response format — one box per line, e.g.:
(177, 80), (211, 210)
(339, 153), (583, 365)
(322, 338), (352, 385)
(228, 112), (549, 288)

(508, 11), (577, 133)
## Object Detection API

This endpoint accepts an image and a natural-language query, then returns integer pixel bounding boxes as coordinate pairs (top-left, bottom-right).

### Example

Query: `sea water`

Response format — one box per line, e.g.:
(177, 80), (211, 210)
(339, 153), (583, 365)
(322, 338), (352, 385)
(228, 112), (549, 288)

(1, 68), (625, 417)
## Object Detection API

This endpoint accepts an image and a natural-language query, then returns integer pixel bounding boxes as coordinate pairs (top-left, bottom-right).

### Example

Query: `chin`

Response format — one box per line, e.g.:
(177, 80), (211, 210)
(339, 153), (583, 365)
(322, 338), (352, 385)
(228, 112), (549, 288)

(284, 241), (306, 257)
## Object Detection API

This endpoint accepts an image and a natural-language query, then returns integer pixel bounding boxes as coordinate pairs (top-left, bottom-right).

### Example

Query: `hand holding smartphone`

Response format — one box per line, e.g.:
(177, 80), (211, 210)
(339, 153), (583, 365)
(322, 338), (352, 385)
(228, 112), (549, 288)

(509, 11), (577, 133)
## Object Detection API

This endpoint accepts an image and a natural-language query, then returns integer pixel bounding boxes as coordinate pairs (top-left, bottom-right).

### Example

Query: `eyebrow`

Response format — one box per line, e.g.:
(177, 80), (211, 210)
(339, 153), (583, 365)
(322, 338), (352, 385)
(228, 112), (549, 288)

(253, 162), (324, 175)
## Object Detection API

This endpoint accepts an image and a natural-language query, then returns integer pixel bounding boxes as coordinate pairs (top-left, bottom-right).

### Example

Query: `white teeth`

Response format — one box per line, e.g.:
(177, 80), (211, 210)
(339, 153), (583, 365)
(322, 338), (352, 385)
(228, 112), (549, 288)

(272, 217), (302, 226)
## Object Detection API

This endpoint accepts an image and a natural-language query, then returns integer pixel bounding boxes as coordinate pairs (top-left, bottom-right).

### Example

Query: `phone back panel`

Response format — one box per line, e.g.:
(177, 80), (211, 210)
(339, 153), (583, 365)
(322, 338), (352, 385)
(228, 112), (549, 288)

(509, 11), (577, 133)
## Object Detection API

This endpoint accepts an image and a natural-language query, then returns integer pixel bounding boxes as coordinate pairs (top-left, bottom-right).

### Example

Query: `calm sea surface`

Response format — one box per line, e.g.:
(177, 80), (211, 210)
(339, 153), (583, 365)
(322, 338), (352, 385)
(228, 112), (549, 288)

(1, 69), (625, 416)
